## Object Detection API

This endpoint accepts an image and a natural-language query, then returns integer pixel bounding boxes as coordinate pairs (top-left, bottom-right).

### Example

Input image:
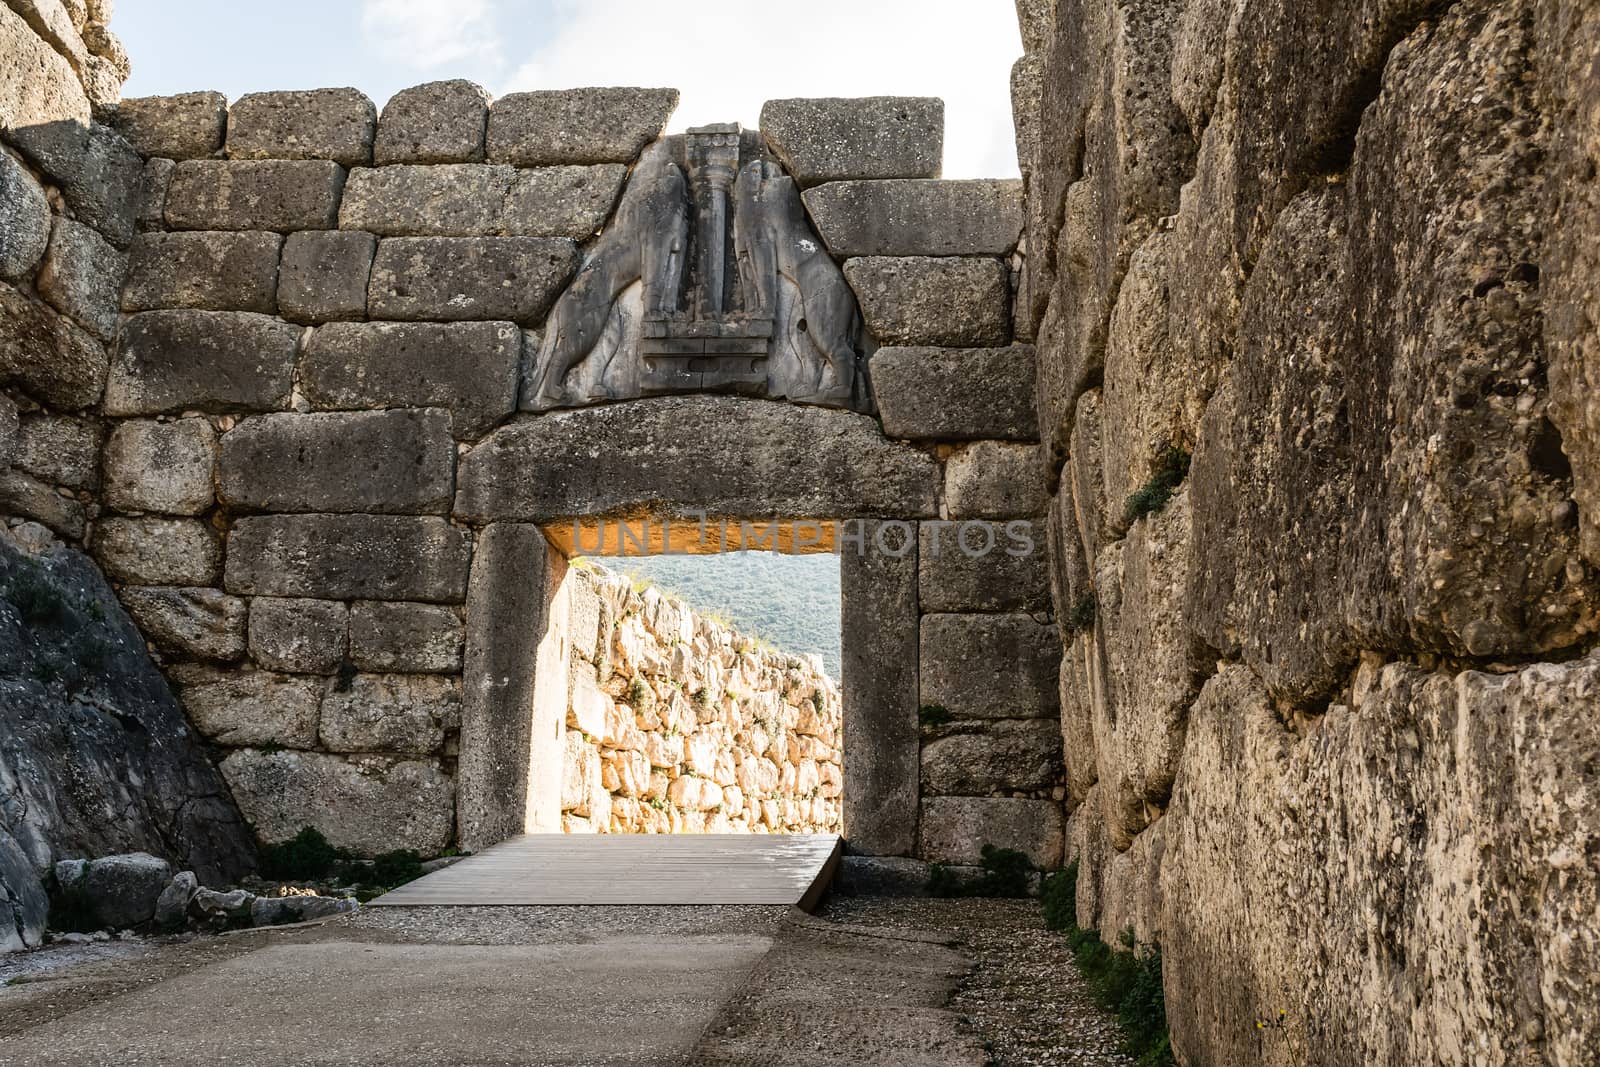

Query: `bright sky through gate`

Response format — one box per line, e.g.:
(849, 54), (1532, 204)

(117, 0), (1025, 179)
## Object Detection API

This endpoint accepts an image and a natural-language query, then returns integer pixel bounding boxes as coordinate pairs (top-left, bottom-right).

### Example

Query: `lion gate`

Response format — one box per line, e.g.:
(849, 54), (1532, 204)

(8, 82), (1064, 867)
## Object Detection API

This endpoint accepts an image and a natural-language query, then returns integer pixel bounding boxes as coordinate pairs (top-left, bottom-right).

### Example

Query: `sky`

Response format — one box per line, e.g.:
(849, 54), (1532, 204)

(117, 0), (1024, 179)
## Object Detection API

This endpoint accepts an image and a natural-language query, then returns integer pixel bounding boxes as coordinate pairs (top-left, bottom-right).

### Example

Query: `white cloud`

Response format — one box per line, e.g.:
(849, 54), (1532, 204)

(503, 0), (1023, 178)
(361, 0), (504, 71)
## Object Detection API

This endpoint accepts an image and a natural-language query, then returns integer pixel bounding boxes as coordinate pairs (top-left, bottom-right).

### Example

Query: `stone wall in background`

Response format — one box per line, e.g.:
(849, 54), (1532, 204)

(559, 563), (842, 834)
(1, 58), (1065, 870)
(1015, 0), (1600, 1063)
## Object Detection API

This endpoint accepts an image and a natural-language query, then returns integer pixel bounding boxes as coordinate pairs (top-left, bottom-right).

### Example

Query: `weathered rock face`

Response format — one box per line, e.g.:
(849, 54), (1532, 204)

(1020, 0), (1600, 1062)
(555, 564), (843, 835)
(0, 525), (254, 950)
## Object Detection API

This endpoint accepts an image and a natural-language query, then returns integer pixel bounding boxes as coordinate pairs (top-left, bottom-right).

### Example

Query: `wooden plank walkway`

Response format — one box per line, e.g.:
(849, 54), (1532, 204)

(370, 834), (843, 910)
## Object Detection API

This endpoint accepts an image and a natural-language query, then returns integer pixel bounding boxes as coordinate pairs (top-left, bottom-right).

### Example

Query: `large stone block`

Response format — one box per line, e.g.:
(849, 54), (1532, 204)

(226, 89), (377, 167)
(339, 164), (513, 236)
(174, 666), (323, 749)
(217, 410), (456, 515)
(921, 719), (1062, 796)
(12, 412), (98, 488)
(486, 88), (679, 166)
(109, 92), (228, 160)
(0, 3), (89, 130)
(36, 216), (125, 339)
(918, 521), (1050, 614)
(135, 157), (173, 230)
(840, 519), (921, 856)
(104, 310), (299, 416)
(1058, 638), (1098, 808)
(219, 749), (454, 856)
(277, 229), (374, 323)
(121, 230), (283, 313)
(802, 180), (1022, 256)
(8, 120), (141, 248)
(870, 345), (1037, 441)
(164, 159), (345, 232)
(0, 467), (84, 538)
(844, 256), (1010, 347)
(366, 236), (579, 324)
(760, 97), (943, 187)
(917, 796), (1063, 868)
(0, 148), (50, 283)
(246, 596), (349, 675)
(944, 441), (1045, 518)
(454, 396), (940, 522)
(92, 517), (221, 586)
(920, 613), (1059, 720)
(224, 514), (473, 603)
(374, 79), (491, 165)
(120, 586), (248, 661)
(349, 600), (463, 674)
(102, 416), (217, 515)
(320, 673), (456, 756)
(503, 165), (629, 239)
(298, 321), (521, 439)
(0, 282), (107, 409)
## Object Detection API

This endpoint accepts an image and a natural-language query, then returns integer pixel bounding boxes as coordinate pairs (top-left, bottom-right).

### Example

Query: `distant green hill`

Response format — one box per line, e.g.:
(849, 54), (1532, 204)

(594, 551), (842, 680)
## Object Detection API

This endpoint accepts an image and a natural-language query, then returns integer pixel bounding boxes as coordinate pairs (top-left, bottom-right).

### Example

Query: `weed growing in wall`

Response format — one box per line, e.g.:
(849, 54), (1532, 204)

(1123, 445), (1192, 525)
(919, 703), (952, 728)
(1067, 593), (1097, 635)
(1040, 862), (1174, 1066)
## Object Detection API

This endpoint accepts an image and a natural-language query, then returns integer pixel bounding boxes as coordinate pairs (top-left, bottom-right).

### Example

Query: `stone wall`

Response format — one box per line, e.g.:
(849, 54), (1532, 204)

(1015, 0), (1600, 1063)
(1, 60), (1065, 865)
(558, 563), (842, 835)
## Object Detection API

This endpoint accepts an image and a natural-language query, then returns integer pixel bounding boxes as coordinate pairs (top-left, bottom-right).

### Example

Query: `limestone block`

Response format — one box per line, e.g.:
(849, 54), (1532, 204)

(845, 256), (1010, 347)
(1058, 638), (1098, 807)
(277, 229), (374, 323)
(109, 92), (228, 160)
(217, 410), (456, 515)
(121, 230), (283, 313)
(944, 441), (1044, 518)
(503, 165), (629, 239)
(802, 180), (1022, 257)
(339, 164), (514, 236)
(917, 796), (1063, 868)
(0, 392), (15, 466)
(0, 149), (50, 283)
(486, 88), (679, 166)
(1014, 0), (1058, 54)
(1097, 820), (1164, 948)
(219, 749), (454, 855)
(366, 236), (579, 324)
(246, 597), (348, 675)
(0, 467), (84, 537)
(920, 613), (1059, 720)
(870, 345), (1037, 441)
(319, 673), (456, 756)
(0, 282), (107, 409)
(165, 159), (345, 232)
(374, 80), (491, 165)
(348, 600), (463, 674)
(120, 586), (248, 661)
(920, 719), (1062, 795)
(135, 156), (172, 230)
(92, 517), (221, 586)
(8, 120), (142, 250)
(174, 666), (323, 748)
(1066, 388), (1109, 562)
(569, 669), (610, 738)
(918, 521), (1050, 614)
(102, 416), (216, 515)
(1010, 54), (1043, 178)
(37, 216), (125, 339)
(759, 97), (943, 187)
(224, 514), (472, 603)
(668, 775), (724, 812)
(12, 412), (98, 487)
(839, 519), (919, 855)
(299, 321), (520, 439)
(0, 3), (89, 130)
(104, 310), (298, 416)
(454, 396), (940, 522)
(226, 89), (377, 167)
(82, 853), (172, 928)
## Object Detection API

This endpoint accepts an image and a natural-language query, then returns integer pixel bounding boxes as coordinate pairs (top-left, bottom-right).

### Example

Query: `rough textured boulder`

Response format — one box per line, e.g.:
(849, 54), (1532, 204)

(0, 525), (254, 949)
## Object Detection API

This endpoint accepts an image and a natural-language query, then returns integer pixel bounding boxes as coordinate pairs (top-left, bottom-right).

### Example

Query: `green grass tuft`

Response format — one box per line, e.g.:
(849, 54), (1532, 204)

(1066, 593), (1097, 635)
(918, 704), (952, 728)
(1123, 445), (1192, 525)
(926, 844), (1035, 899)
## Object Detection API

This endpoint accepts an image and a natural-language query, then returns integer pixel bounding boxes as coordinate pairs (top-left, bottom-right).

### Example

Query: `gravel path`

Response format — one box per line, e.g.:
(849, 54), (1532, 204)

(820, 897), (1134, 1067)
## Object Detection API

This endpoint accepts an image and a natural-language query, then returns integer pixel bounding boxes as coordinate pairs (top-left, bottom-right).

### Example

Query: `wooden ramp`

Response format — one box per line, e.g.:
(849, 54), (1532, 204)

(369, 834), (842, 910)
